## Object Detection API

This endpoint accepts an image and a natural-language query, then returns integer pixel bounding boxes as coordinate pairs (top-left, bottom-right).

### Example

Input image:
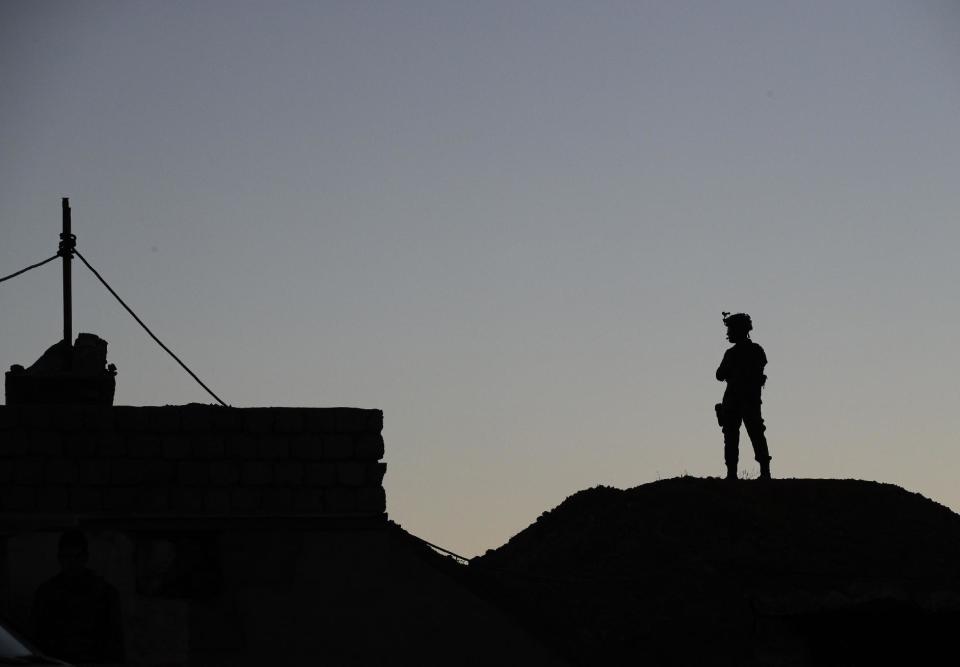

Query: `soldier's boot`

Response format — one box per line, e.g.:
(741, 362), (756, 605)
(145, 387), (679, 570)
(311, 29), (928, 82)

(723, 427), (739, 482)
(759, 459), (771, 480)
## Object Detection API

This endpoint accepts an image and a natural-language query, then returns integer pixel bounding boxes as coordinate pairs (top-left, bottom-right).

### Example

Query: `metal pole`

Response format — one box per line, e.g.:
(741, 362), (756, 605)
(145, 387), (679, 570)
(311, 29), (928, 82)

(61, 197), (72, 353)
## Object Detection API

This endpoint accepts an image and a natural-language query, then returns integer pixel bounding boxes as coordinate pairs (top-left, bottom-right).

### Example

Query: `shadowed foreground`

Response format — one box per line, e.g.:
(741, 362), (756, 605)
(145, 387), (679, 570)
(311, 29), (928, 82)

(470, 478), (960, 666)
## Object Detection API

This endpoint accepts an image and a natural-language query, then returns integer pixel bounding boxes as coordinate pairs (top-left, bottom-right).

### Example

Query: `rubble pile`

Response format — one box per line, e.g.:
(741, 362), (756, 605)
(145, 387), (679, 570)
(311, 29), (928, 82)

(5, 333), (117, 405)
(471, 477), (960, 666)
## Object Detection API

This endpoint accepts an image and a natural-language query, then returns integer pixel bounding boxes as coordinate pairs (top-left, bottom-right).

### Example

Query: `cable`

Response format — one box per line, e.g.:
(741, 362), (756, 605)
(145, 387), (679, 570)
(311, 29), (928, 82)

(405, 530), (649, 585)
(73, 249), (230, 407)
(0, 254), (60, 284)
(408, 532), (473, 564)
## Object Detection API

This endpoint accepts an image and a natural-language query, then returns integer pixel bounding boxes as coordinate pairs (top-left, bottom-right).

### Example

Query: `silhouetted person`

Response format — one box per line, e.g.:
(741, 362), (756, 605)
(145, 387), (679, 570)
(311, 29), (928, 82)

(715, 312), (771, 480)
(32, 530), (124, 664)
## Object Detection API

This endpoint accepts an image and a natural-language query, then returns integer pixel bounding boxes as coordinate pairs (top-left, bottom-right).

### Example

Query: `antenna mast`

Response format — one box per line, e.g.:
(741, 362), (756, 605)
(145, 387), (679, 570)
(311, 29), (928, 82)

(60, 198), (74, 362)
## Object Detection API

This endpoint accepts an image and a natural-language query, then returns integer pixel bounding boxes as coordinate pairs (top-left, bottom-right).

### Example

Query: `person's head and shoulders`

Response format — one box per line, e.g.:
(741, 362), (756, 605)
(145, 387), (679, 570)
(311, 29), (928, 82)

(35, 531), (116, 632)
(40, 530), (104, 593)
(723, 312), (763, 352)
(34, 530), (124, 664)
(718, 312), (767, 383)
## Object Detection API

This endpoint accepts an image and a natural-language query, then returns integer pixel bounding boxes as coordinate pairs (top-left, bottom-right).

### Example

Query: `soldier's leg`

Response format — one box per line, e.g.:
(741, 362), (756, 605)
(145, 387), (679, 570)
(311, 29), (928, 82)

(721, 403), (743, 477)
(743, 402), (771, 476)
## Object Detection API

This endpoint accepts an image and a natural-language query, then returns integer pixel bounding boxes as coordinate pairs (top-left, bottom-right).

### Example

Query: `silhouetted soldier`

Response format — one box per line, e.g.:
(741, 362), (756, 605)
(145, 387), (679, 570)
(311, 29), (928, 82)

(32, 530), (124, 664)
(715, 312), (771, 480)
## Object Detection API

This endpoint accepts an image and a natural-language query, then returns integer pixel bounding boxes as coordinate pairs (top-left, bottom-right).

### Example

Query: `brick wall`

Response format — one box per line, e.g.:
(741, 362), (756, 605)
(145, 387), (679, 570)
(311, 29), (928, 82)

(0, 405), (386, 518)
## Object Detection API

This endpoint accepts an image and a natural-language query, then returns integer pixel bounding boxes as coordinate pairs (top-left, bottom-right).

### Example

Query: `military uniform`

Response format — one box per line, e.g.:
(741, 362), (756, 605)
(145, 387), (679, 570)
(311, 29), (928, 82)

(716, 339), (770, 474)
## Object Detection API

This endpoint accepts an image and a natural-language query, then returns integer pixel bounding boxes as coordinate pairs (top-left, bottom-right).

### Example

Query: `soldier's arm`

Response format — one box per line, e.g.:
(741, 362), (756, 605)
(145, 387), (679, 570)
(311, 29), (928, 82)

(716, 350), (731, 381)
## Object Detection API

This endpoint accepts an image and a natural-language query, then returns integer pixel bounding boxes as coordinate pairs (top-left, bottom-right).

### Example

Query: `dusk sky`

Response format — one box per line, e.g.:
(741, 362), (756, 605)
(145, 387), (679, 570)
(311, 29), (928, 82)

(2, 1), (959, 556)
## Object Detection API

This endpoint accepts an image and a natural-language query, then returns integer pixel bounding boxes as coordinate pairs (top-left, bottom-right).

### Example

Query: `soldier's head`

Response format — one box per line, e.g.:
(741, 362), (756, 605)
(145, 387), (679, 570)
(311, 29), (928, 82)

(722, 312), (752, 343)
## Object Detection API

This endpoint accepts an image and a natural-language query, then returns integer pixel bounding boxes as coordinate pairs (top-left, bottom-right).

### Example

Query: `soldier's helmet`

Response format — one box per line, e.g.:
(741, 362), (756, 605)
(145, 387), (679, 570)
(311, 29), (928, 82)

(722, 312), (753, 334)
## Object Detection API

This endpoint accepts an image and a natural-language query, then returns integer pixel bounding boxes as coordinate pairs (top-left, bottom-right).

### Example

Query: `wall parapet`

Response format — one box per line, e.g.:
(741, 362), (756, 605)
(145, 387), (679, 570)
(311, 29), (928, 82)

(0, 405), (386, 520)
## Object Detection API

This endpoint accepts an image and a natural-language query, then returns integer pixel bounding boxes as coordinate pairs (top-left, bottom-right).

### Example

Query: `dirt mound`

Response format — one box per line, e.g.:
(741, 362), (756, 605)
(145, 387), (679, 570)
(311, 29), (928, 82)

(471, 477), (960, 666)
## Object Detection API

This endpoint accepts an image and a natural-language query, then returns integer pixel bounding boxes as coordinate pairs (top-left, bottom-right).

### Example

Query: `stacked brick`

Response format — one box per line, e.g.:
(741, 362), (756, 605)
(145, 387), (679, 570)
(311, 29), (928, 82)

(0, 405), (386, 517)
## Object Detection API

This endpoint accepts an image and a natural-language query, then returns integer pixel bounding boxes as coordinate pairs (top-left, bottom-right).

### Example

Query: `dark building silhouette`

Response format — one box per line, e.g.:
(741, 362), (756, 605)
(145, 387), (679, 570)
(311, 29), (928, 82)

(0, 201), (563, 665)
(0, 403), (563, 666)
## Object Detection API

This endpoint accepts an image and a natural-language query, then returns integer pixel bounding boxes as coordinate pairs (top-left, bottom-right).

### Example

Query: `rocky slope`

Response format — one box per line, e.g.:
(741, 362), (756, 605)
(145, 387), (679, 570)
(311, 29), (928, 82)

(470, 477), (960, 666)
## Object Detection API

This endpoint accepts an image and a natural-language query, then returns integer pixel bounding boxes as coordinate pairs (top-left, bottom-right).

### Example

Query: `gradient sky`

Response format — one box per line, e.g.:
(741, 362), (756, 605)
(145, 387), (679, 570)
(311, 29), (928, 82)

(2, 1), (959, 556)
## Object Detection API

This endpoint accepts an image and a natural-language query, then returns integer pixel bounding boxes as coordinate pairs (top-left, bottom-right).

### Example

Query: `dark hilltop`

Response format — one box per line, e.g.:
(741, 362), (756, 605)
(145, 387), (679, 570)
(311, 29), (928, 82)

(468, 477), (960, 666)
